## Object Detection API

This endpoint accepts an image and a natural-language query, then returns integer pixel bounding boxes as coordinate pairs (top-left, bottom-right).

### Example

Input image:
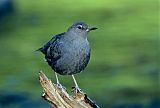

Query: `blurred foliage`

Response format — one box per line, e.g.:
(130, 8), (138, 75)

(0, 0), (159, 107)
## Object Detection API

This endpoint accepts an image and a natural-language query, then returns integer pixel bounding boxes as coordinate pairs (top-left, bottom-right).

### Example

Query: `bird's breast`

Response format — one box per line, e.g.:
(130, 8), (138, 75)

(54, 39), (90, 74)
(62, 39), (90, 62)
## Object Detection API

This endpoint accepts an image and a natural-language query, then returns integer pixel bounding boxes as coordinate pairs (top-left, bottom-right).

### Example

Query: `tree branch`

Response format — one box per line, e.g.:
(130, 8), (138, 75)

(39, 70), (99, 108)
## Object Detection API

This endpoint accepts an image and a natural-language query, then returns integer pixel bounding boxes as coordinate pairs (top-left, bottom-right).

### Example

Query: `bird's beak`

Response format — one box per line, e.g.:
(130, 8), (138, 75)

(86, 27), (98, 32)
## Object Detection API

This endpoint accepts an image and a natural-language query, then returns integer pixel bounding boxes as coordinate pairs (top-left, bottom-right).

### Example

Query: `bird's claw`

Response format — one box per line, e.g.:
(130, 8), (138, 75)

(56, 83), (63, 88)
(72, 86), (82, 94)
(56, 83), (66, 90)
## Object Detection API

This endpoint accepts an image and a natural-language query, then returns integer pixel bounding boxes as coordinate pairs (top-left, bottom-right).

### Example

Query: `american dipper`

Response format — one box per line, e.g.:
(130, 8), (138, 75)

(37, 22), (97, 90)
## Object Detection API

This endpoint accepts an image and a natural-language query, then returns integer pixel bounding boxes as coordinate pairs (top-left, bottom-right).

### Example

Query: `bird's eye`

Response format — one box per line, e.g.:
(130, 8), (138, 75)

(77, 25), (83, 29)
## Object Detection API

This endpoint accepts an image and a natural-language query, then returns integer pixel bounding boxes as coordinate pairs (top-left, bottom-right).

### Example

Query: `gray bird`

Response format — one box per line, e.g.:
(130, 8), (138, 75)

(37, 22), (97, 91)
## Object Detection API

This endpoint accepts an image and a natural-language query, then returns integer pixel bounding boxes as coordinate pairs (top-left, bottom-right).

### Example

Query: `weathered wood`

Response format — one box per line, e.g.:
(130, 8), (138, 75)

(39, 70), (99, 108)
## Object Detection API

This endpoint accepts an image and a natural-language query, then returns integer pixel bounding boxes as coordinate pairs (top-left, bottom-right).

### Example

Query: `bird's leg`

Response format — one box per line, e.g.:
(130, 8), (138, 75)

(55, 72), (62, 88)
(54, 72), (67, 93)
(55, 72), (60, 84)
(72, 75), (81, 93)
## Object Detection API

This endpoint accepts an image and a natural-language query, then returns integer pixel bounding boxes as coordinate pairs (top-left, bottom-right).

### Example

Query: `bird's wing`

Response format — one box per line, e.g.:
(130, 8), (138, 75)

(37, 33), (65, 65)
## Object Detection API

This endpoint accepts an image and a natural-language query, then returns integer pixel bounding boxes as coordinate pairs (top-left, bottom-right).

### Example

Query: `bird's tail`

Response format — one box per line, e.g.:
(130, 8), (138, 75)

(36, 47), (46, 55)
(36, 47), (43, 52)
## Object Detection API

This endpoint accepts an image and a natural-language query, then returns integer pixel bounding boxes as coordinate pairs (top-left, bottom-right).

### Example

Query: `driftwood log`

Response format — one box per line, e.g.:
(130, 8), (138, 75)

(39, 71), (99, 108)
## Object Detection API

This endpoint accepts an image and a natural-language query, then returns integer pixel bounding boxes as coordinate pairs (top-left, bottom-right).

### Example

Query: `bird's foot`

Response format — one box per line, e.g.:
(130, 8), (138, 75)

(56, 83), (63, 88)
(72, 86), (82, 94)
(56, 83), (66, 90)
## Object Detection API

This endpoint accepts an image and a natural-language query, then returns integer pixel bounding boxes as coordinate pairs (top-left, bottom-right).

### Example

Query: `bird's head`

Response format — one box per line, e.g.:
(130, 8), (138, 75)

(67, 22), (98, 38)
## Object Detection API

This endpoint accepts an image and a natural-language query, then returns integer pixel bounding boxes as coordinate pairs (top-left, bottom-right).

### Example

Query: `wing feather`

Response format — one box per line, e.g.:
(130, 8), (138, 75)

(37, 33), (65, 66)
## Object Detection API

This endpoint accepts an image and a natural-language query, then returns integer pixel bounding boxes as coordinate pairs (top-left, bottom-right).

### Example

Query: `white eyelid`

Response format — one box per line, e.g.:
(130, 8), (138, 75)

(79, 25), (83, 28)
